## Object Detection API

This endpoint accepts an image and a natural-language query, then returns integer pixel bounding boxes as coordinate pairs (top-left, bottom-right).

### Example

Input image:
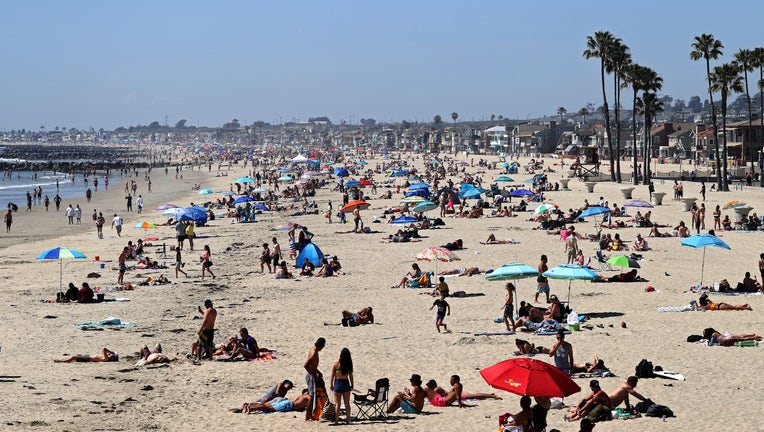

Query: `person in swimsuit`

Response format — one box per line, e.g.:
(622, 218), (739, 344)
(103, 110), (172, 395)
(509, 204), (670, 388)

(55, 348), (118, 363)
(703, 328), (762, 346)
(330, 348), (354, 424)
(536, 254), (550, 303)
(242, 389), (311, 414)
(425, 376), (501, 407)
(194, 300), (217, 360)
(514, 338), (550, 355)
(304, 337), (325, 421)
(566, 380), (612, 422)
(501, 283), (516, 331)
(386, 374), (425, 414)
(258, 380), (294, 403)
(549, 329), (574, 375)
(698, 293), (752, 311)
(394, 263), (422, 288)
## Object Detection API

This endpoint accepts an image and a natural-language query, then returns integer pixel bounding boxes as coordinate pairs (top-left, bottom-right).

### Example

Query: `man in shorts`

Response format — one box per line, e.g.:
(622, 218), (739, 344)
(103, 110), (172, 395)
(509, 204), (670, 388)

(111, 213), (122, 237)
(536, 254), (550, 303)
(55, 348), (119, 363)
(304, 337), (326, 421)
(242, 389), (311, 414)
(176, 219), (187, 250)
(118, 247), (128, 285)
(501, 282), (516, 331)
(430, 292), (451, 333)
(566, 380), (611, 422)
(194, 300), (217, 360)
(565, 227), (578, 264)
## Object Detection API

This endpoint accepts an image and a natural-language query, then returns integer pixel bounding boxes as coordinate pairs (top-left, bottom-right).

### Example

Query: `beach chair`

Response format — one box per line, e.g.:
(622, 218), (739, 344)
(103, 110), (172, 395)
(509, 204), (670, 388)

(596, 250), (613, 271)
(353, 378), (390, 420)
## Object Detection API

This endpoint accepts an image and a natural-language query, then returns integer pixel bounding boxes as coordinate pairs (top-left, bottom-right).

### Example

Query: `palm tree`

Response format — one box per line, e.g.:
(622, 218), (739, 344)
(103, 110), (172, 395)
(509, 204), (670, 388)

(578, 107), (589, 124)
(608, 39), (631, 183)
(752, 47), (764, 184)
(451, 112), (458, 125)
(556, 107), (567, 126)
(433, 115), (442, 127)
(711, 62), (744, 191)
(584, 31), (617, 181)
(690, 34), (724, 190)
(636, 92), (664, 185)
(733, 48), (755, 172)
(623, 64), (662, 185)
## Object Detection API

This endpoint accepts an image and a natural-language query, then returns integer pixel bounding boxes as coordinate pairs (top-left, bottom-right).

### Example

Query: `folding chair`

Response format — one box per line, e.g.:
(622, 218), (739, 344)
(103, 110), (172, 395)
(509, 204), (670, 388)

(596, 249), (613, 271)
(353, 378), (390, 419)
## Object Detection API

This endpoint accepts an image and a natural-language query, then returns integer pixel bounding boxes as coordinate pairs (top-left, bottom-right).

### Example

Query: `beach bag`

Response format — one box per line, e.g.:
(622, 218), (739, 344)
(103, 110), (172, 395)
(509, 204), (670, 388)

(418, 273), (430, 288)
(635, 359), (654, 378)
(320, 401), (336, 422)
(635, 399), (655, 413)
(645, 404), (673, 418)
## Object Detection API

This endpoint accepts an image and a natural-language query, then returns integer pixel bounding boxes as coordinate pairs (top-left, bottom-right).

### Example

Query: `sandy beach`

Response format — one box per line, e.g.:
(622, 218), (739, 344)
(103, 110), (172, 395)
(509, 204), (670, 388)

(0, 153), (762, 432)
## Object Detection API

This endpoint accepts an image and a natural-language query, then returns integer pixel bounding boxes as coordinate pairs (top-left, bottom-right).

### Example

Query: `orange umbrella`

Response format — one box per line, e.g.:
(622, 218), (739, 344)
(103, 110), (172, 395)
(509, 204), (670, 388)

(340, 200), (370, 213)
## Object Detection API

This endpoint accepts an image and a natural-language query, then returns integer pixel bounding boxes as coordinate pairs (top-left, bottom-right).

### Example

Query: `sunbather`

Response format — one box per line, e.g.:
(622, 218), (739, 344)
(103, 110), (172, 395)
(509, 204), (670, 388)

(257, 380), (294, 403)
(698, 293), (752, 311)
(514, 338), (550, 355)
(424, 376), (501, 407)
(702, 328), (762, 346)
(136, 343), (175, 366)
(484, 233), (517, 244)
(55, 348), (119, 363)
(341, 307), (374, 325)
(438, 267), (480, 276)
(394, 263), (422, 288)
(241, 389), (311, 414)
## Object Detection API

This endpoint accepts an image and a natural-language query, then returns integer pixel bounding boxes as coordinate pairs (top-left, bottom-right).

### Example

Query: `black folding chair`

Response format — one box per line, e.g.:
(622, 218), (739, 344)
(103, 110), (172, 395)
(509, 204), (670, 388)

(353, 378), (389, 419)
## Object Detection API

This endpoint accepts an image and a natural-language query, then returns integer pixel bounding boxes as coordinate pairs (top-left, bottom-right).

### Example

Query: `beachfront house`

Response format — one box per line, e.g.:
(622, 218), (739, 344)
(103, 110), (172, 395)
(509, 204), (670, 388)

(719, 119), (764, 166)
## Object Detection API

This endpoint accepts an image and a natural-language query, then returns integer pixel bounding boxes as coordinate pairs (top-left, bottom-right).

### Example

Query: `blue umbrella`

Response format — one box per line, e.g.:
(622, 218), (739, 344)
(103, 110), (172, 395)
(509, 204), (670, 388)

(499, 162), (510, 167)
(510, 189), (535, 197)
(296, 242), (325, 268)
(390, 215), (417, 224)
(233, 196), (255, 204)
(235, 177), (255, 183)
(409, 182), (431, 190)
(176, 206), (208, 225)
(578, 206), (610, 218)
(278, 175), (294, 182)
(406, 189), (431, 199)
(253, 203), (270, 211)
(334, 167), (349, 177)
(198, 189), (213, 195)
(412, 201), (437, 213)
(543, 264), (600, 307)
(681, 234), (731, 286)
(277, 168), (291, 173)
(391, 170), (408, 177)
(345, 180), (362, 188)
(221, 191), (237, 196)
(37, 247), (87, 294)
(460, 188), (484, 199)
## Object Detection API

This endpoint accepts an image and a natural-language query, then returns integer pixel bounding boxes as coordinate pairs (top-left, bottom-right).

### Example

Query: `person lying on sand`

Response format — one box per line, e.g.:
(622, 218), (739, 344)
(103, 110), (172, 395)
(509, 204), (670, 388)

(514, 338), (550, 355)
(342, 307), (374, 325)
(438, 267), (480, 276)
(571, 356), (610, 375)
(242, 389), (311, 414)
(698, 293), (752, 311)
(257, 380), (294, 403)
(425, 376), (501, 407)
(55, 348), (118, 363)
(136, 343), (176, 366)
(482, 233), (517, 244)
(703, 328), (762, 346)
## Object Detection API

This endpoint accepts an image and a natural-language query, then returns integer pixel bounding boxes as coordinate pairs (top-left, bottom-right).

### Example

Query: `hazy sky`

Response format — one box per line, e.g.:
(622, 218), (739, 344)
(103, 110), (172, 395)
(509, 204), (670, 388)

(2, 1), (763, 130)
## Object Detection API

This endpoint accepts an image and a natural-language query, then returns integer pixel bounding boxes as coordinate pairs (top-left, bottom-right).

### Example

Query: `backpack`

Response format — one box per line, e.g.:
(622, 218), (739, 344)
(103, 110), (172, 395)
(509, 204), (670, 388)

(645, 404), (674, 418)
(635, 359), (654, 378)
(634, 399), (655, 413)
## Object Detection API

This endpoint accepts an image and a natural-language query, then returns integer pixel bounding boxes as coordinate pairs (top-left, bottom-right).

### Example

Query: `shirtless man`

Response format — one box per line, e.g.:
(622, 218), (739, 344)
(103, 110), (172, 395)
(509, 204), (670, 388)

(242, 389), (311, 414)
(257, 380), (294, 403)
(341, 307), (374, 325)
(194, 300), (217, 361)
(117, 246), (128, 285)
(566, 380), (611, 422)
(304, 337), (326, 421)
(565, 227), (578, 264)
(387, 374), (426, 414)
(425, 376), (501, 407)
(55, 348), (118, 363)
(608, 376), (646, 409)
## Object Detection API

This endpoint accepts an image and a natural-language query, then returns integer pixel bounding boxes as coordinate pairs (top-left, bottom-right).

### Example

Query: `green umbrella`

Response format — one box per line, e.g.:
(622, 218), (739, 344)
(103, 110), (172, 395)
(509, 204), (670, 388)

(606, 255), (641, 269)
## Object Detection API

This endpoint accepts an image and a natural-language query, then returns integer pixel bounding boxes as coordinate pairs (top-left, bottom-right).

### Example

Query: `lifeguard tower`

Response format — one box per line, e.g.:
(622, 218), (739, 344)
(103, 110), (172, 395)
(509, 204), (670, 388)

(571, 145), (601, 179)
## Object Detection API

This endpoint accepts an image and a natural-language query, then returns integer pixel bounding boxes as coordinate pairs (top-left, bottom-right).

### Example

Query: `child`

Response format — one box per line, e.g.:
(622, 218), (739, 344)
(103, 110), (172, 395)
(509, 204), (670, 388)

(430, 292), (451, 333)
(501, 283), (515, 331)
(175, 248), (188, 278)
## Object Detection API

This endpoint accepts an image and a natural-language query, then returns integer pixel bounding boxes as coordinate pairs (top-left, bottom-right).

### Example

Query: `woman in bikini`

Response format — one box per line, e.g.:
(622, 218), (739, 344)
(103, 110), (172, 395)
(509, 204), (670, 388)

(698, 293), (752, 311)
(515, 338), (550, 355)
(713, 205), (722, 231)
(330, 348), (354, 424)
(703, 328), (762, 346)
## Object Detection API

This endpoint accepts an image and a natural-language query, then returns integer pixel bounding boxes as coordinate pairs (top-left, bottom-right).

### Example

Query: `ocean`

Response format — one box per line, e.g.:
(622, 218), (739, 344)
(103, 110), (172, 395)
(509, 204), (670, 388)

(0, 170), (114, 209)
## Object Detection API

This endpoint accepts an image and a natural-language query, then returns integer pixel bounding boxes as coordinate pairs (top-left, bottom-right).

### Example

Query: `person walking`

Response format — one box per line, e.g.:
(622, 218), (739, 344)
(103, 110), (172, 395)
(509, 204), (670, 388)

(175, 248), (188, 278)
(201, 245), (215, 280)
(330, 348), (354, 425)
(4, 209), (12, 233)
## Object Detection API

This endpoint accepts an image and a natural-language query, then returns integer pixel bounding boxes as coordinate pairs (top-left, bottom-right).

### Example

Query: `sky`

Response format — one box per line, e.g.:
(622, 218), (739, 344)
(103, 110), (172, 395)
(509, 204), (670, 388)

(1, 0), (764, 131)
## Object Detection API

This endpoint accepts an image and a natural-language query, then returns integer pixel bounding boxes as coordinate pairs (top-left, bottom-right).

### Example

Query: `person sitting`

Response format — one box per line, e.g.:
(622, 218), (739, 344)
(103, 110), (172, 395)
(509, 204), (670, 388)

(609, 376), (647, 409)
(632, 234), (649, 251)
(431, 276), (449, 297)
(329, 256), (344, 275)
(275, 261), (293, 279)
(512, 200), (528, 212)
(741, 271), (762, 292)
(574, 249), (585, 266)
(341, 307), (374, 326)
(503, 395), (534, 430)
(702, 328), (762, 346)
(566, 380), (612, 422)
(386, 374), (426, 414)
(672, 221), (690, 237)
(721, 215), (732, 230)
(229, 327), (265, 360)
(64, 282), (80, 302)
(300, 261), (315, 276)
(55, 348), (119, 363)
(242, 389), (311, 414)
(315, 258), (335, 277)
(698, 293), (752, 311)
(514, 338), (550, 355)
(609, 233), (624, 251)
(441, 239), (463, 251)
(648, 225), (671, 237)
(544, 295), (565, 322)
(514, 304), (545, 329)
(394, 263), (422, 288)
(78, 282), (95, 303)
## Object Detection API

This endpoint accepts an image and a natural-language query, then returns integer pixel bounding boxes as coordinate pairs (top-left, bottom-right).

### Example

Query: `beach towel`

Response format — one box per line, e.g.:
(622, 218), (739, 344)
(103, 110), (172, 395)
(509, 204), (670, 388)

(537, 329), (571, 335)
(656, 305), (694, 313)
(474, 331), (515, 336)
(74, 317), (137, 327)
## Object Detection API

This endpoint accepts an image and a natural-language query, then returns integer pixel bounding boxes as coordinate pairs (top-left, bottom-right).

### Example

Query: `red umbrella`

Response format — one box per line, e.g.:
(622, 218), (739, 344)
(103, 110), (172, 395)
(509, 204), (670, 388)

(359, 179), (372, 186)
(480, 357), (581, 397)
(340, 200), (370, 213)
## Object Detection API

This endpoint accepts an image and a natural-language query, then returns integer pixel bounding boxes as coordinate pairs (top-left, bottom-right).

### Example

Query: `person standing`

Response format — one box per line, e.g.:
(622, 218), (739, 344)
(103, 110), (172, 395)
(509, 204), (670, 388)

(96, 212), (105, 239)
(304, 337), (326, 421)
(54, 194), (62, 211)
(549, 329), (574, 375)
(136, 194), (143, 214)
(565, 227), (578, 264)
(117, 246), (128, 285)
(759, 253), (764, 282)
(65, 205), (74, 224)
(4, 209), (11, 233)
(201, 245), (215, 280)
(536, 255), (551, 303)
(176, 219), (187, 250)
(501, 282), (516, 331)
(125, 193), (133, 212)
(26, 191), (32, 211)
(44, 195), (49, 211)
(271, 237), (281, 270)
(74, 205), (82, 225)
(352, 206), (362, 233)
(195, 300), (217, 361)
(175, 248), (188, 278)
(330, 348), (354, 425)
(185, 221), (195, 251)
(713, 205), (722, 231)
(700, 181), (706, 202)
(85, 188), (92, 203)
(111, 213), (123, 237)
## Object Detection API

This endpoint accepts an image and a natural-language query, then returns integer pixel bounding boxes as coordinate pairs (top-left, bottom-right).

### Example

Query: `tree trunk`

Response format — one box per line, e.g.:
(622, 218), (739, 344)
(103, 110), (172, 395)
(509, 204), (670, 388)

(760, 67), (764, 187)
(614, 76), (622, 183)
(744, 70), (753, 173)
(600, 61), (615, 182)
(706, 59), (723, 191)
(644, 116), (651, 185)
(721, 94), (729, 191)
(632, 92), (639, 186)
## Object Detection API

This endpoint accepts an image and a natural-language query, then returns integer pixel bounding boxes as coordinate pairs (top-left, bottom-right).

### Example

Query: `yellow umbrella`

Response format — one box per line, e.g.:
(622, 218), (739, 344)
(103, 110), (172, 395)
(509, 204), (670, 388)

(723, 200), (746, 210)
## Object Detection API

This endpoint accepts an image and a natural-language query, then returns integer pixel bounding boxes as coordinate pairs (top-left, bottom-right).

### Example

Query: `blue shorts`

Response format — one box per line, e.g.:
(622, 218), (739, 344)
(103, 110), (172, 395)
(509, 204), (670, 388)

(400, 399), (419, 414)
(271, 399), (294, 412)
(333, 378), (351, 393)
(537, 283), (549, 294)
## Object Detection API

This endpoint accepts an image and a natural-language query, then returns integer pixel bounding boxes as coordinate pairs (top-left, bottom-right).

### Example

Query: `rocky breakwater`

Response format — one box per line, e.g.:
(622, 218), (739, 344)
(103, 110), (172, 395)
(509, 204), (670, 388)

(0, 143), (161, 172)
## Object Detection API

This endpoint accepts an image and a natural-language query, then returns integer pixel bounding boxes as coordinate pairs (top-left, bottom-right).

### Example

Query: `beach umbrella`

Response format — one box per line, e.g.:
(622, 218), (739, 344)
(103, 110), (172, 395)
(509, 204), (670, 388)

(522, 178), (535, 184)
(623, 200), (653, 209)
(390, 215), (417, 224)
(412, 201), (437, 213)
(534, 203), (558, 214)
(681, 234), (731, 286)
(357, 160), (368, 166)
(486, 263), (540, 316)
(277, 168), (291, 173)
(155, 203), (179, 211)
(480, 357), (581, 398)
(278, 175), (294, 182)
(198, 189), (213, 195)
(275, 222), (298, 231)
(253, 203), (270, 211)
(340, 200), (370, 213)
(345, 179), (362, 188)
(579, 206), (610, 220)
(162, 208), (185, 216)
(251, 187), (268, 194)
(176, 206), (208, 225)
(290, 154), (311, 163)
(510, 189), (535, 197)
(36, 247), (87, 295)
(334, 167), (349, 177)
(391, 170), (408, 177)
(495, 176), (515, 182)
(233, 196), (255, 204)
(406, 189), (431, 199)
(235, 177), (255, 183)
(460, 188), (484, 199)
(723, 200), (746, 210)
(409, 182), (431, 190)
(359, 179), (372, 186)
(416, 246), (460, 276)
(408, 175), (422, 182)
(499, 162), (510, 167)
(296, 242), (324, 268)
(543, 264), (600, 307)
(221, 191), (237, 196)
(134, 221), (158, 230)
(606, 255), (641, 269)
(401, 196), (426, 204)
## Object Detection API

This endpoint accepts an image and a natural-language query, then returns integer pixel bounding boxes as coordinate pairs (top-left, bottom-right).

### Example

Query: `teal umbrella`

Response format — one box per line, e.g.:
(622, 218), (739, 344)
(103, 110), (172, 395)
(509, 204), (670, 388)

(486, 263), (540, 316)
(543, 264), (599, 307)
(235, 177), (255, 183)
(36, 247), (88, 295)
(198, 189), (213, 195)
(412, 201), (437, 213)
(681, 234), (731, 286)
(495, 176), (515, 182)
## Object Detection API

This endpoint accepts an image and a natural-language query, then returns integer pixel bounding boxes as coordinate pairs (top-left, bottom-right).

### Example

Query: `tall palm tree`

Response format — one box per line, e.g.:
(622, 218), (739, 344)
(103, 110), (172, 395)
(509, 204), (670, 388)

(557, 107), (567, 125)
(690, 34), (724, 190)
(578, 107), (589, 124)
(451, 112), (458, 125)
(608, 39), (631, 183)
(584, 31), (617, 181)
(636, 92), (665, 184)
(711, 63), (744, 191)
(752, 47), (764, 185)
(623, 64), (662, 185)
(733, 48), (755, 172)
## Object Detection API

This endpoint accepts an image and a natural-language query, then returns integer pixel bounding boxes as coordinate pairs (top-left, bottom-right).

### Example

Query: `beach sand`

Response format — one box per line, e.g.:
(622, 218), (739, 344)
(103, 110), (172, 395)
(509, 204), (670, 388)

(0, 155), (762, 431)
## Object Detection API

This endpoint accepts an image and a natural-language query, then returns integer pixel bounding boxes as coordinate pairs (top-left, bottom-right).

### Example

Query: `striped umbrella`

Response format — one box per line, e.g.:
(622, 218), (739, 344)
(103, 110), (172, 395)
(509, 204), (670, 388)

(416, 246), (460, 276)
(534, 203), (558, 214)
(155, 203), (179, 211)
(36, 247), (87, 295)
(134, 221), (158, 232)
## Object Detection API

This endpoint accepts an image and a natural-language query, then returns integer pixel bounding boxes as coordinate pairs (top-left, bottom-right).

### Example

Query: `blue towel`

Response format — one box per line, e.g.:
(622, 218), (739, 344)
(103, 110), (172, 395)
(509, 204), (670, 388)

(74, 317), (137, 327)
